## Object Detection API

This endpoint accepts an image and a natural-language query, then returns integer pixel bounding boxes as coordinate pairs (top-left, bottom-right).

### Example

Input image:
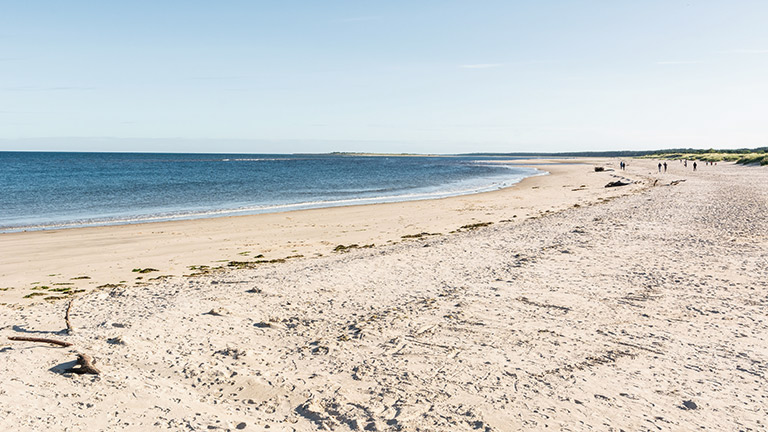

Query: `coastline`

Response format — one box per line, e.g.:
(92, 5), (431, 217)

(1, 158), (765, 430)
(0, 164), (541, 234)
(0, 158), (646, 305)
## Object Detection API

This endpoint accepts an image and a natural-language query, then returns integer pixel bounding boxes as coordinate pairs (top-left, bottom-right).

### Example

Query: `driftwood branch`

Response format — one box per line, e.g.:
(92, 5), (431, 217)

(65, 298), (75, 335)
(65, 353), (101, 375)
(7, 336), (73, 347)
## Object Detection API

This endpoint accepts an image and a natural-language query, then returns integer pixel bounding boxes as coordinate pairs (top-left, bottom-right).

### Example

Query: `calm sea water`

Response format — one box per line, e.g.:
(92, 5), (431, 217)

(0, 152), (542, 232)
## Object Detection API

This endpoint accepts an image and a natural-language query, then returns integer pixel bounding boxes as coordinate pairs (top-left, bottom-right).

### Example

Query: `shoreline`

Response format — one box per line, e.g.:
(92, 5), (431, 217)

(0, 158), (648, 305)
(1, 158), (763, 430)
(0, 167), (544, 234)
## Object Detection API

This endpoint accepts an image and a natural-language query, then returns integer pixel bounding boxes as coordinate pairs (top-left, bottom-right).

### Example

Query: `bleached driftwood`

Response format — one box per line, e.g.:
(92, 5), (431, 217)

(7, 336), (73, 347)
(65, 353), (101, 375)
(65, 298), (75, 334)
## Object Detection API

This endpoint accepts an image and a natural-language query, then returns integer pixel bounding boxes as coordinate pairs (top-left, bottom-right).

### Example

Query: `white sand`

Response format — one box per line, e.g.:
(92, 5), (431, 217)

(1, 159), (766, 431)
(0, 159), (643, 304)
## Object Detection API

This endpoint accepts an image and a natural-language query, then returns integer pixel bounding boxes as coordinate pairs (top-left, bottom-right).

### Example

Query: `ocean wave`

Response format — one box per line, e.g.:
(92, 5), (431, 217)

(1, 169), (546, 233)
(226, 158), (298, 162)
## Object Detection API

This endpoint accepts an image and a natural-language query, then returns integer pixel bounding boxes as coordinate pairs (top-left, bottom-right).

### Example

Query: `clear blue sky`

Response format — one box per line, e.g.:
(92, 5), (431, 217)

(1, 1), (767, 153)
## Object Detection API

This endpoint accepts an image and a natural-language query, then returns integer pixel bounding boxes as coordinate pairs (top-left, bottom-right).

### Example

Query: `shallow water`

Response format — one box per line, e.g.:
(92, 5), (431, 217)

(0, 152), (541, 232)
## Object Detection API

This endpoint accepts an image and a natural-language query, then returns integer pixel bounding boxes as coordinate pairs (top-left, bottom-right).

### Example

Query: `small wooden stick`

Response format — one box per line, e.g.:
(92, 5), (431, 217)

(7, 336), (73, 347)
(65, 298), (75, 335)
(65, 353), (101, 375)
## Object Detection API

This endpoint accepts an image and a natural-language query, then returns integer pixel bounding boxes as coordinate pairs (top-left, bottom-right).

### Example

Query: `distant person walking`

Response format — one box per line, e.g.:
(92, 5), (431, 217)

(693, 161), (697, 171)
(663, 162), (667, 172)
(658, 163), (662, 173)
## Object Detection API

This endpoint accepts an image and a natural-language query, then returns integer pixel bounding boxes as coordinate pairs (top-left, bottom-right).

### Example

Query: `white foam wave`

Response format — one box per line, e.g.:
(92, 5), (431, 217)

(1, 168), (547, 233)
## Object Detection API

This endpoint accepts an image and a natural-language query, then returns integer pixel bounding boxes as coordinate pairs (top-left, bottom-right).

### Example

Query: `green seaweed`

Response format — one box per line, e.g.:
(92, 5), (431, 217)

(227, 255), (305, 269)
(49, 287), (72, 293)
(459, 222), (493, 230)
(186, 254), (303, 276)
(96, 283), (126, 289)
(132, 268), (159, 273)
(70, 275), (91, 280)
(401, 232), (441, 239)
(333, 244), (374, 252)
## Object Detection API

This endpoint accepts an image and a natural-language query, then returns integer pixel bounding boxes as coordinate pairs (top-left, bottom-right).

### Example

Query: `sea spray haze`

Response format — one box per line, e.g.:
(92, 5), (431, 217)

(0, 152), (541, 232)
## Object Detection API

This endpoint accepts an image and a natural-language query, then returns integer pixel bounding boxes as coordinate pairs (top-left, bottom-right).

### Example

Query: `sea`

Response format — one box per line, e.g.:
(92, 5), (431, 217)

(0, 152), (543, 233)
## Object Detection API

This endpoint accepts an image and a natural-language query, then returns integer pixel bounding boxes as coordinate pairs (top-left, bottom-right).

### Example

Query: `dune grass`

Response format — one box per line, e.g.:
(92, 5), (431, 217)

(736, 153), (768, 165)
(638, 149), (768, 165)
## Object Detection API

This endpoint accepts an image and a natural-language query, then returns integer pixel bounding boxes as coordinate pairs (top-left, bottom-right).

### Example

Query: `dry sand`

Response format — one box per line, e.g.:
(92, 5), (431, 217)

(0, 159), (642, 304)
(1, 159), (766, 431)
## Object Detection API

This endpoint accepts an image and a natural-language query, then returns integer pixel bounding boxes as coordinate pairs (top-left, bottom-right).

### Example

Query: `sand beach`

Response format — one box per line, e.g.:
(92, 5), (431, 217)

(1, 158), (766, 430)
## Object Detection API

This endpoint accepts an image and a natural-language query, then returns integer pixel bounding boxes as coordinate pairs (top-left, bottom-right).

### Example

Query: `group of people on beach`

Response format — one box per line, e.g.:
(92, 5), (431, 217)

(655, 159), (718, 173)
(622, 159), (714, 174)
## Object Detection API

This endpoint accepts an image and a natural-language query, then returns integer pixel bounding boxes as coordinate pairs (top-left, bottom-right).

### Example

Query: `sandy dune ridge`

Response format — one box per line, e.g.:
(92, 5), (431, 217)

(1, 160), (766, 431)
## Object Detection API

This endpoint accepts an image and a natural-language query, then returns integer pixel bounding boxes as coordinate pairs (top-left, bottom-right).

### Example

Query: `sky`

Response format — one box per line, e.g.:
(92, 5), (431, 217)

(1, 0), (767, 154)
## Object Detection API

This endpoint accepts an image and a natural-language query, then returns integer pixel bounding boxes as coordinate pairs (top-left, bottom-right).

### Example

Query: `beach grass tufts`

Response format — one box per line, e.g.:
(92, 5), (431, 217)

(736, 153), (768, 165)
(638, 148), (768, 165)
